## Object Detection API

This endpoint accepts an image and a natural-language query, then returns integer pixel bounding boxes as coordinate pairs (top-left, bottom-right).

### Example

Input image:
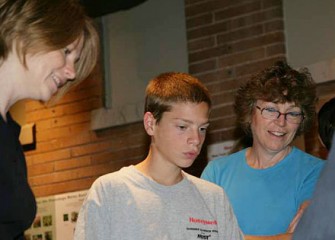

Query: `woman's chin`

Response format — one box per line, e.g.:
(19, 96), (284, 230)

(36, 91), (54, 103)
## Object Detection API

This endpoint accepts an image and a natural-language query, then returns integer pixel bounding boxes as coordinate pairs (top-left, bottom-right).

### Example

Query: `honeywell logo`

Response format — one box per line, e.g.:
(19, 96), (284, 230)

(189, 217), (217, 225)
(197, 234), (211, 239)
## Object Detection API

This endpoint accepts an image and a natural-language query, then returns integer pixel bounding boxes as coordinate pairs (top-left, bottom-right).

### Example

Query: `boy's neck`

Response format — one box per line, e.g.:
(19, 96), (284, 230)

(135, 155), (184, 186)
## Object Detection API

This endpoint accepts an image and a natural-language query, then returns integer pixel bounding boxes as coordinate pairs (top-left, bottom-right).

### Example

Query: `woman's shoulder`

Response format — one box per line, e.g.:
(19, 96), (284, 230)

(291, 147), (325, 169)
(292, 147), (325, 162)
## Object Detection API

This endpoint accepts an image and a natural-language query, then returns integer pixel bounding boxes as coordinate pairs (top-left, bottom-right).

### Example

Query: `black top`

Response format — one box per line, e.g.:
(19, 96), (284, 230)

(0, 113), (36, 239)
(293, 134), (335, 240)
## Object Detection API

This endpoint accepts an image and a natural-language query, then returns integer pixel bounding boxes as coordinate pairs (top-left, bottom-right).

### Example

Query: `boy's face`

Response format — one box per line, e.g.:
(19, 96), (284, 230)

(144, 101), (210, 169)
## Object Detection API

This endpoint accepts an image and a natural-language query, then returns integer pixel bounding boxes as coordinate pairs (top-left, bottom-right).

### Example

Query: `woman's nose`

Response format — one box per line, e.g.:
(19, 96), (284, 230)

(64, 61), (76, 80)
(275, 113), (286, 126)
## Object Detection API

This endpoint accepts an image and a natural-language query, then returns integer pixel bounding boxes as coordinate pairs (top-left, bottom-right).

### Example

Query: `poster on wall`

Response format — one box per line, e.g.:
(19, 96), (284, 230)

(24, 190), (88, 240)
(207, 140), (236, 161)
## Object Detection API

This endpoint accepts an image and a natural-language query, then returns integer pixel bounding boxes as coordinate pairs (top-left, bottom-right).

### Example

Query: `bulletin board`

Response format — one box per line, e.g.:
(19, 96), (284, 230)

(24, 190), (88, 240)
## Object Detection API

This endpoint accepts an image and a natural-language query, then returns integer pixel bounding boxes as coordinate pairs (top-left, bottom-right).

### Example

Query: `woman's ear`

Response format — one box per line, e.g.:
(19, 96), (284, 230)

(143, 112), (155, 135)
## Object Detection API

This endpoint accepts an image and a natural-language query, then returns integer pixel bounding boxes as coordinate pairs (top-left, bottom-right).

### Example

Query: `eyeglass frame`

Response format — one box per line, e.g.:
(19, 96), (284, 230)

(255, 105), (304, 124)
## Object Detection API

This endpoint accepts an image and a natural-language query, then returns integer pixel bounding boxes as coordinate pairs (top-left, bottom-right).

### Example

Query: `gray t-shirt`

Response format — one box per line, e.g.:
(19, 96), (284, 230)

(74, 166), (243, 240)
(293, 135), (335, 240)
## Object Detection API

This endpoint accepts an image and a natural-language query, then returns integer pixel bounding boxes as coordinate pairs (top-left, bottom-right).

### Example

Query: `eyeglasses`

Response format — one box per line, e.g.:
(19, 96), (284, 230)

(256, 106), (304, 124)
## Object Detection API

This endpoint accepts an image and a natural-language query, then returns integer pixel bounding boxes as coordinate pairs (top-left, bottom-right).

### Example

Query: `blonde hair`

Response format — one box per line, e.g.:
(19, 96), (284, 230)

(0, 0), (100, 101)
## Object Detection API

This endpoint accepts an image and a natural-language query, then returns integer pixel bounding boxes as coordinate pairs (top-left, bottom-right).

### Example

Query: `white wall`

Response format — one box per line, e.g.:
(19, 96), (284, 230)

(284, 0), (335, 83)
(91, 0), (188, 130)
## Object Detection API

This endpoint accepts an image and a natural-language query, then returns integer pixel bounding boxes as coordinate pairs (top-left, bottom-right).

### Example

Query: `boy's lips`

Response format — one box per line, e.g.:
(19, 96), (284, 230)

(184, 151), (198, 159)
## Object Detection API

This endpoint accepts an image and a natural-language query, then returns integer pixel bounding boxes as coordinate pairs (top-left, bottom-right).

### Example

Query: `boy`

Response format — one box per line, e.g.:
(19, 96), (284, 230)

(74, 72), (243, 239)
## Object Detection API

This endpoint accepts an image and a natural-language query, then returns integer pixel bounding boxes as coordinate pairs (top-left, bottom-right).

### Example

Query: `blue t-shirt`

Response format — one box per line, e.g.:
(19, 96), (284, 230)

(201, 147), (325, 235)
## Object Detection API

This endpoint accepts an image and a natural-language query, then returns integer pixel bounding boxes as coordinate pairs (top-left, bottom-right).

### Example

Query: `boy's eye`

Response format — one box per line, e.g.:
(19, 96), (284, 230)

(178, 125), (187, 130)
(199, 127), (207, 133)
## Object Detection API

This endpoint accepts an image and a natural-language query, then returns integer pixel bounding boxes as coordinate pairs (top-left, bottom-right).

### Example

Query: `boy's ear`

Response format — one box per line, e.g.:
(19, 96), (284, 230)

(144, 112), (155, 135)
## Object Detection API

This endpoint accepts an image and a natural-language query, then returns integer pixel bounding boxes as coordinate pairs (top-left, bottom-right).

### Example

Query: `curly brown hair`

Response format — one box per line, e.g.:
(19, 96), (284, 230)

(234, 61), (317, 136)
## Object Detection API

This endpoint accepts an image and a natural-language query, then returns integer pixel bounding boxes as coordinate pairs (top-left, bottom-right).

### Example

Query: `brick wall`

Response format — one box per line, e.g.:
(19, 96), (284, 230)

(25, 66), (150, 197)
(185, 0), (286, 175)
(25, 0), (335, 198)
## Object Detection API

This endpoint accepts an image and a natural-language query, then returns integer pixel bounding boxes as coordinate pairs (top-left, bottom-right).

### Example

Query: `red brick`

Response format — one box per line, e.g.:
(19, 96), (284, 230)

(26, 149), (71, 165)
(189, 45), (232, 63)
(235, 57), (286, 77)
(35, 111), (91, 131)
(29, 162), (54, 177)
(210, 104), (235, 119)
(71, 132), (146, 157)
(230, 32), (285, 53)
(40, 132), (92, 153)
(215, 1), (262, 21)
(207, 128), (236, 143)
(91, 145), (147, 165)
(262, 0), (282, 9)
(186, 13), (213, 29)
(230, 7), (283, 29)
(26, 97), (100, 123)
(188, 36), (216, 52)
(217, 24), (263, 44)
(36, 122), (90, 142)
(31, 177), (96, 197)
(265, 19), (284, 32)
(185, 0), (230, 18)
(266, 43), (286, 56)
(93, 121), (145, 139)
(196, 69), (235, 84)
(211, 89), (237, 106)
(189, 59), (217, 74)
(30, 164), (110, 186)
(209, 115), (237, 131)
(54, 156), (92, 171)
(187, 21), (230, 40)
(185, 0), (209, 6)
(207, 78), (246, 94)
(218, 47), (265, 68)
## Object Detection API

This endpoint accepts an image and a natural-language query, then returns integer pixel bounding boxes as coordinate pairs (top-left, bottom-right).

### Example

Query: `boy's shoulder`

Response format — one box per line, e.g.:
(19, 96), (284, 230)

(91, 166), (134, 188)
(184, 172), (224, 194)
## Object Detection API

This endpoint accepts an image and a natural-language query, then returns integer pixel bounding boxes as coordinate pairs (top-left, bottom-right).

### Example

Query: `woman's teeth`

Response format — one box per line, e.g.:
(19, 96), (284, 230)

(51, 74), (60, 88)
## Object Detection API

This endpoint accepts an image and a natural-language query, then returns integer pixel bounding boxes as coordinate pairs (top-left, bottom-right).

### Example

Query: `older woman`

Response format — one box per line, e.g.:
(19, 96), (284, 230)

(202, 61), (325, 239)
(0, 0), (99, 238)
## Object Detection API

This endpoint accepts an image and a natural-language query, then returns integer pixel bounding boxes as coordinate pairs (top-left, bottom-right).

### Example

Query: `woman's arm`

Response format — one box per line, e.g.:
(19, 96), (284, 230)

(244, 201), (310, 240)
(287, 200), (310, 233)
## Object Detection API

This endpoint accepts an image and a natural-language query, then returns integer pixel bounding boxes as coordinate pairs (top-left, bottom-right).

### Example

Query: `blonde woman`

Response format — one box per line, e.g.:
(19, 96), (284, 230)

(0, 0), (99, 238)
